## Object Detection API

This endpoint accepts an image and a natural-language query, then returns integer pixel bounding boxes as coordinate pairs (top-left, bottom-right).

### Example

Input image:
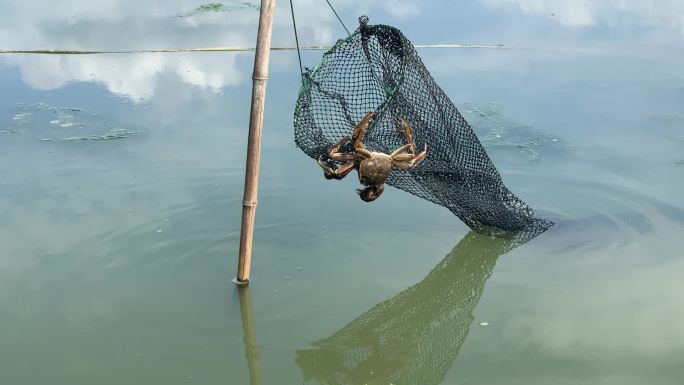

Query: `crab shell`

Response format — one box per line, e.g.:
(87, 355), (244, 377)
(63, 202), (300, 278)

(358, 154), (392, 187)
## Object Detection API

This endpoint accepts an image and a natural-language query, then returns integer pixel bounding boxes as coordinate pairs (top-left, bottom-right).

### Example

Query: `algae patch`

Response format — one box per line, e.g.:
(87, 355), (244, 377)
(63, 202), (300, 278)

(3, 103), (141, 142)
(178, 2), (260, 17)
(464, 102), (561, 160)
(61, 128), (139, 142)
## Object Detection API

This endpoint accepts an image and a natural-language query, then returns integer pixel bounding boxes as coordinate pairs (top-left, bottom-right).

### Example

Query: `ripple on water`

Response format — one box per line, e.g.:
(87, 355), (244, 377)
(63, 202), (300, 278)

(456, 103), (681, 253)
(91, 211), (312, 271)
(530, 173), (684, 254)
(56, 157), (308, 272)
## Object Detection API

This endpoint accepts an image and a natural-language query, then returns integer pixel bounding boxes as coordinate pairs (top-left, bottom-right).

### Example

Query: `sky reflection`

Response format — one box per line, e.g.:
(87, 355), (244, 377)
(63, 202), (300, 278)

(0, 0), (410, 100)
(1, 0), (683, 101)
(483, 0), (684, 32)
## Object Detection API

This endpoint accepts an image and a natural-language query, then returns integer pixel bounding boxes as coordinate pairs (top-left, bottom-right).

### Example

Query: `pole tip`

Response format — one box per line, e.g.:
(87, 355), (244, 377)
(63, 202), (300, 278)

(233, 277), (250, 287)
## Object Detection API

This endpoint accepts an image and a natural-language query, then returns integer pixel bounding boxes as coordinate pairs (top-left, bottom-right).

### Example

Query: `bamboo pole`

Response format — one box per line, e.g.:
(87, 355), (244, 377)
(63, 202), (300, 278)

(234, 0), (276, 287)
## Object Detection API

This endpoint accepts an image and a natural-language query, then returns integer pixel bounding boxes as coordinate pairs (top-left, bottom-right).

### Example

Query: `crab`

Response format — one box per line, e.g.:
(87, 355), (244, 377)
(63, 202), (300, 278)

(317, 112), (428, 202)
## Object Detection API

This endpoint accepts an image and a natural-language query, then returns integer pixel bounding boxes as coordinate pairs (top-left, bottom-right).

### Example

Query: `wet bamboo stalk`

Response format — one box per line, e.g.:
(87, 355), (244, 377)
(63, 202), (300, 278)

(235, 0), (276, 286)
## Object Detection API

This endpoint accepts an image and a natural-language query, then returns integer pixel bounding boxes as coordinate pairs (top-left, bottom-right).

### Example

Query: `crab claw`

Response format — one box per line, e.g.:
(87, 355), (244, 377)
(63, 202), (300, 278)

(318, 155), (336, 180)
(357, 185), (384, 202)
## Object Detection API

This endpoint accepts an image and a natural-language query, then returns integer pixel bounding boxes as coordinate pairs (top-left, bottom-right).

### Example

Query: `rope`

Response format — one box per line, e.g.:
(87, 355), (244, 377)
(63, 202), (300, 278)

(288, 0), (304, 80)
(324, 0), (351, 37)
(0, 44), (507, 55)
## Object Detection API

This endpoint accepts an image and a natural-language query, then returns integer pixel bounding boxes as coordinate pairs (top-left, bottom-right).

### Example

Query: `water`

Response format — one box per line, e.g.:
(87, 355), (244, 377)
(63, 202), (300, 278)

(1, 1), (683, 384)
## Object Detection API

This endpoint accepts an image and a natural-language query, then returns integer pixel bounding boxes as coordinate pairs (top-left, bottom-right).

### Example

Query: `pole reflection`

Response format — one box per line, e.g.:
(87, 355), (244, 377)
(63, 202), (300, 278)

(237, 287), (263, 385)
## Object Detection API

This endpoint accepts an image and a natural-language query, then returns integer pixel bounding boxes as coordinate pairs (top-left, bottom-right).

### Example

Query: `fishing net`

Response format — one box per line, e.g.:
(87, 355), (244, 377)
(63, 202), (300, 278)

(293, 16), (552, 234)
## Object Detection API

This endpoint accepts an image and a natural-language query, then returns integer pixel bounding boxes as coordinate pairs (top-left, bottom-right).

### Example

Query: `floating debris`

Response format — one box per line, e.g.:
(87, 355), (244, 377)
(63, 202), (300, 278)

(479, 322), (489, 326)
(178, 2), (260, 17)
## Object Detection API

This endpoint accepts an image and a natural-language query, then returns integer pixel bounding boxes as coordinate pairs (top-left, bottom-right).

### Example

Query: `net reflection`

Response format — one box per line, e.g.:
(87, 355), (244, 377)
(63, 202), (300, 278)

(295, 231), (539, 385)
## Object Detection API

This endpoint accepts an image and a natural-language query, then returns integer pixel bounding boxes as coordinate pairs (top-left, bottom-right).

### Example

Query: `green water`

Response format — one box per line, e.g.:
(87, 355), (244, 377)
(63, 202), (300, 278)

(1, 1), (683, 384)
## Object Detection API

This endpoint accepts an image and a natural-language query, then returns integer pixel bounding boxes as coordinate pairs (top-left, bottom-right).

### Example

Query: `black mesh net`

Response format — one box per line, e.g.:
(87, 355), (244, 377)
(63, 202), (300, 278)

(294, 17), (552, 235)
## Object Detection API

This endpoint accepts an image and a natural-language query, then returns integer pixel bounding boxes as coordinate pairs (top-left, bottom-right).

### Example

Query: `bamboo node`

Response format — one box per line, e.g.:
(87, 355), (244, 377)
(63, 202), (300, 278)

(242, 200), (258, 207)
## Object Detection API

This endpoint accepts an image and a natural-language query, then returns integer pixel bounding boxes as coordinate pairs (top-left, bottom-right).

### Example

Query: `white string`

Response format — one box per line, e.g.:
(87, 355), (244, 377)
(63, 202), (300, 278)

(0, 44), (508, 55)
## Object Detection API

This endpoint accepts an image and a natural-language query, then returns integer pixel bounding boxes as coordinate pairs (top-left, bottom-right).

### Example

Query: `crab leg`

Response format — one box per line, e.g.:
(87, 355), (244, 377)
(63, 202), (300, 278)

(317, 158), (356, 180)
(322, 137), (351, 160)
(391, 146), (428, 170)
(352, 112), (377, 155)
(390, 143), (412, 158)
(392, 144), (427, 161)
(398, 117), (417, 154)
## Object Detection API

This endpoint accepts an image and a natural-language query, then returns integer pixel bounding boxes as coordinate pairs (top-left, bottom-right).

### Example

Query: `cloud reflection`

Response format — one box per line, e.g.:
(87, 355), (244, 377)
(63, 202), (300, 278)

(4, 0), (682, 101)
(0, 0), (416, 101)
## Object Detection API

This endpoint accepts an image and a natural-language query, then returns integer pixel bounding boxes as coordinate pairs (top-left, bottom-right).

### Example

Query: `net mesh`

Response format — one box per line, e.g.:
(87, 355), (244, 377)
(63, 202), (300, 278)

(294, 17), (552, 234)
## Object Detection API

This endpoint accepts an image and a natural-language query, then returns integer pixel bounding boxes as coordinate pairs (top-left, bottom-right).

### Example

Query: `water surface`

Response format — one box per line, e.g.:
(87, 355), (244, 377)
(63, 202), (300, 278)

(1, 1), (683, 384)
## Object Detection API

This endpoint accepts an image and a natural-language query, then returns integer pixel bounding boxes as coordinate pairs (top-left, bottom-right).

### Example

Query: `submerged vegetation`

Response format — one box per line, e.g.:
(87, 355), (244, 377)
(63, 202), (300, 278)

(464, 102), (560, 160)
(3, 103), (140, 142)
(177, 2), (260, 18)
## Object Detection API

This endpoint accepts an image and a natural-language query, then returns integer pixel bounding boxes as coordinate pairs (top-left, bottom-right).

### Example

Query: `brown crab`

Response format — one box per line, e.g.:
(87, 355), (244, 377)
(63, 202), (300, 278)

(317, 112), (428, 202)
